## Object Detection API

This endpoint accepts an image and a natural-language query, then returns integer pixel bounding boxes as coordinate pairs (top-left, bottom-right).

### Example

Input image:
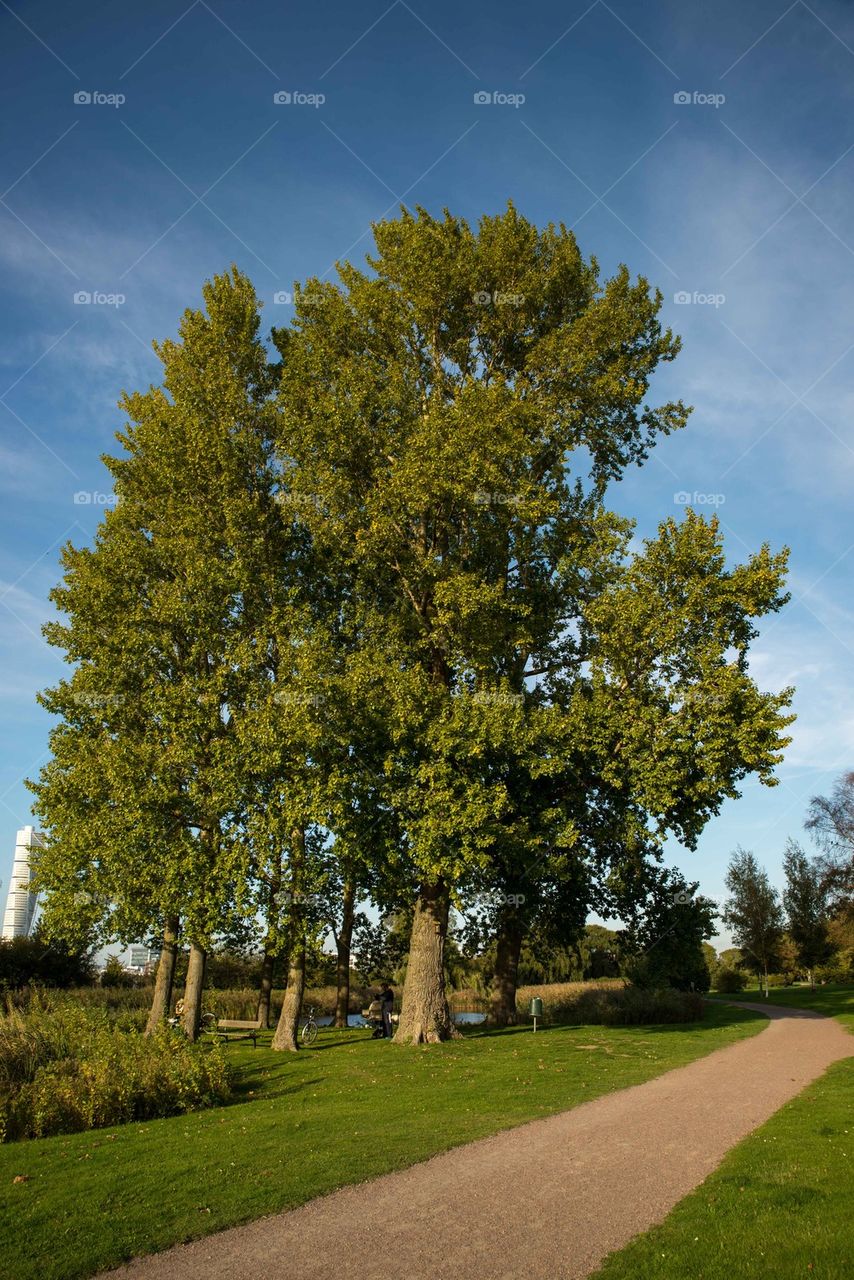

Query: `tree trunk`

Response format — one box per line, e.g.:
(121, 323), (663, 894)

(334, 876), (356, 1028)
(490, 909), (523, 1027)
(272, 825), (307, 1052)
(763, 962), (769, 998)
(395, 879), (460, 1044)
(256, 854), (283, 1029)
(256, 949), (275, 1029)
(182, 943), (207, 1041)
(145, 914), (180, 1036)
(272, 941), (305, 1051)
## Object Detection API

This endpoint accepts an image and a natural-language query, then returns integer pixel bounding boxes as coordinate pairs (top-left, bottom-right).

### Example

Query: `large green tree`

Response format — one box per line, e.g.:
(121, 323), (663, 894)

(806, 770), (854, 919)
(618, 867), (718, 992)
(31, 269), (287, 1039)
(271, 204), (688, 1042)
(29, 207), (796, 1049)
(782, 839), (833, 987)
(722, 847), (785, 995)
(271, 203), (792, 1042)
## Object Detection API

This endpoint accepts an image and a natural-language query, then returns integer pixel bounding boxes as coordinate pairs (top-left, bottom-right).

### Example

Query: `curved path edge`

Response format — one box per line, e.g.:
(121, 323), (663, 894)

(106, 1004), (852, 1280)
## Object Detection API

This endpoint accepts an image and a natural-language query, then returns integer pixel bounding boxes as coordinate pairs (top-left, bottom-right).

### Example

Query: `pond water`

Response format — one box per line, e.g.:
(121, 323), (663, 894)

(315, 1014), (369, 1027)
(313, 1011), (488, 1028)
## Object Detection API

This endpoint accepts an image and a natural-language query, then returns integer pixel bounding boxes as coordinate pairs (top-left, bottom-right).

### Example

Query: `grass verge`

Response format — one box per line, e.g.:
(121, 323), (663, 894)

(593, 985), (854, 1280)
(0, 1004), (762, 1280)
(708, 982), (854, 1029)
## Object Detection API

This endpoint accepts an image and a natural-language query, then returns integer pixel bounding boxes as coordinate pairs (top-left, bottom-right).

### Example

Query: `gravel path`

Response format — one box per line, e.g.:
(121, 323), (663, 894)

(107, 1003), (851, 1280)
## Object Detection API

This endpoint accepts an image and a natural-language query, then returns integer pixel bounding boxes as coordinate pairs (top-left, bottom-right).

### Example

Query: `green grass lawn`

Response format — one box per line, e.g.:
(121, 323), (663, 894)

(593, 985), (854, 1280)
(709, 982), (854, 1029)
(0, 1004), (762, 1280)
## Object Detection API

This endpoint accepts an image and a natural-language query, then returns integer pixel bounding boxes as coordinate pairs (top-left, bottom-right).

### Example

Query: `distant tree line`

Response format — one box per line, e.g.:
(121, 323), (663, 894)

(718, 770), (854, 994)
(0, 927), (93, 989)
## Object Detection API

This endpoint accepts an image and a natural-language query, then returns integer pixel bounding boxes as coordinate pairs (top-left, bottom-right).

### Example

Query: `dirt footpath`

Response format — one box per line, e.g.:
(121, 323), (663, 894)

(107, 1003), (852, 1280)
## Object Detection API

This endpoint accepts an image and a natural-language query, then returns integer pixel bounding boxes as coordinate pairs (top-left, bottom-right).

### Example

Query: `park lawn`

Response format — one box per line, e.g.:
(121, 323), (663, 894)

(0, 1004), (763, 1280)
(709, 982), (854, 1029)
(593, 985), (854, 1280)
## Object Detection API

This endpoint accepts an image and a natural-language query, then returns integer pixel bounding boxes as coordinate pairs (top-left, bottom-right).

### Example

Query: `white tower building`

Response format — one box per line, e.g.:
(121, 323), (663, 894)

(1, 826), (44, 940)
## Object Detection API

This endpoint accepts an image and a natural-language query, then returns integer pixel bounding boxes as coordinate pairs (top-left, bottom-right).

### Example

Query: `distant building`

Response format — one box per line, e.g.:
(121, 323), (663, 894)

(1, 826), (44, 940)
(128, 945), (160, 974)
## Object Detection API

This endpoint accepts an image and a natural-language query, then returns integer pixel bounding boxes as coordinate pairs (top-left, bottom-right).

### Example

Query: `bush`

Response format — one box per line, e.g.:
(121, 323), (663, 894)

(515, 981), (704, 1025)
(765, 972), (791, 988)
(713, 966), (747, 993)
(809, 949), (854, 985)
(623, 949), (711, 994)
(0, 998), (232, 1141)
(0, 933), (94, 989)
(100, 956), (135, 988)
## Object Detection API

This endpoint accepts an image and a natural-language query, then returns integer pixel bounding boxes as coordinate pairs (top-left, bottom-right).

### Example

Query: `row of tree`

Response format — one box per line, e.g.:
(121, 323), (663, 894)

(721, 770), (854, 992)
(0, 930), (94, 989)
(28, 206), (796, 1045)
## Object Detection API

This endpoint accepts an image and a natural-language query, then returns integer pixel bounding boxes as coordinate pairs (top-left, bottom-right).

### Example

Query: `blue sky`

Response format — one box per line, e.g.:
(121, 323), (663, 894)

(1, 0), (852, 949)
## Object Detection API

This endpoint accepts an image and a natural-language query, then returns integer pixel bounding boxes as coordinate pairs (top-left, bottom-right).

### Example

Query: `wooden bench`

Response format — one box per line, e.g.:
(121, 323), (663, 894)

(210, 1018), (263, 1047)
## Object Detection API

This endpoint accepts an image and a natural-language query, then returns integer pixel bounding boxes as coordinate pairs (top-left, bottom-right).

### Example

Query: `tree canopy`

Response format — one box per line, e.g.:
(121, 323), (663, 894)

(28, 205), (796, 1044)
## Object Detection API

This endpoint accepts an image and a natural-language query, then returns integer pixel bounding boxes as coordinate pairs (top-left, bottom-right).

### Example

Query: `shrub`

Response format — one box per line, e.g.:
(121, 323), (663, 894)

(0, 999), (232, 1142)
(713, 966), (747, 993)
(515, 980), (704, 1025)
(100, 956), (135, 988)
(811, 950), (854, 984)
(0, 1001), (84, 1085)
(0, 933), (94, 989)
(623, 949), (711, 994)
(765, 972), (790, 988)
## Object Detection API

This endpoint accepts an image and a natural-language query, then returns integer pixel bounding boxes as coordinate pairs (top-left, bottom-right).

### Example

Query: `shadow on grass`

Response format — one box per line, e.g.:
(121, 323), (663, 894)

(213, 1031), (375, 1056)
(224, 1070), (327, 1100)
(460, 1003), (765, 1040)
(304, 1035), (381, 1052)
(237, 1076), (326, 1102)
(461, 1022), (579, 1040)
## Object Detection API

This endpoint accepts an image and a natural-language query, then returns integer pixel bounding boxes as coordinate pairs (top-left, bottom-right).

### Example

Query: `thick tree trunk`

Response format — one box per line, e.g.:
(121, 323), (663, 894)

(395, 880), (460, 1044)
(490, 910), (523, 1027)
(272, 825), (307, 1052)
(256, 949), (275, 1029)
(256, 856), (283, 1029)
(182, 943), (207, 1041)
(334, 876), (356, 1028)
(272, 942), (305, 1051)
(145, 915), (180, 1036)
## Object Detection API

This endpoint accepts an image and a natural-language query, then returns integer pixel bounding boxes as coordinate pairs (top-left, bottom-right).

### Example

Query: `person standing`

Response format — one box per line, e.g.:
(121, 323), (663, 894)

(380, 982), (394, 1038)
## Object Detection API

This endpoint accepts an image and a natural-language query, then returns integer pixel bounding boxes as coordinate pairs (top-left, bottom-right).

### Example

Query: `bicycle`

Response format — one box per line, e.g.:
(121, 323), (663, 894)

(301, 1006), (319, 1045)
(168, 998), (217, 1034)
